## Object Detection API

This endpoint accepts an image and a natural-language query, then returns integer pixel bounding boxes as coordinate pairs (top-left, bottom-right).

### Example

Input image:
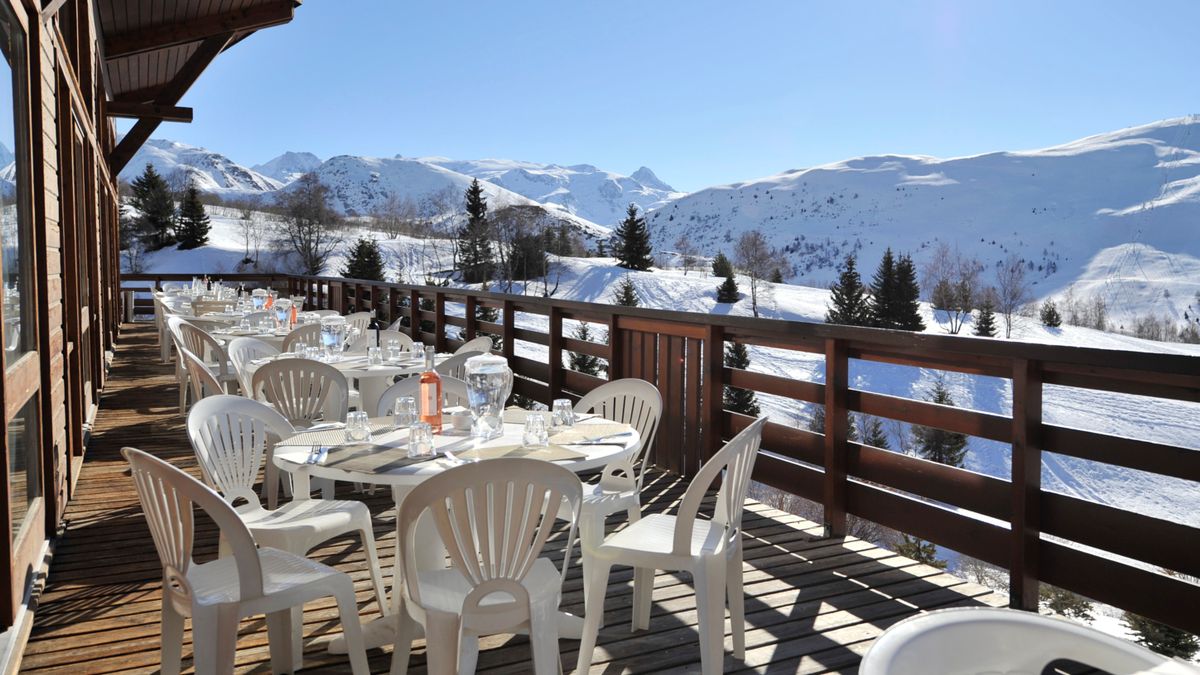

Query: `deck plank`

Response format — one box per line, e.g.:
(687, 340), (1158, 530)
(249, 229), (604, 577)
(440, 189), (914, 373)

(20, 323), (1005, 674)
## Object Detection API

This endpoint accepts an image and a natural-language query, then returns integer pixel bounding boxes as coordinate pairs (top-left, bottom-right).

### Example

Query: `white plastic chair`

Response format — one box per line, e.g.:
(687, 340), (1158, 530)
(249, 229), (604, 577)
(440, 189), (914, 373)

(281, 323), (323, 352)
(242, 310), (274, 325)
(389, 458), (583, 675)
(576, 416), (768, 675)
(227, 337), (280, 396)
(860, 607), (1190, 675)
(311, 309), (340, 318)
(122, 447), (370, 675)
(177, 320), (239, 393)
(181, 349), (225, 404)
(386, 316), (408, 331)
(456, 336), (493, 355)
(348, 329), (413, 353)
(187, 396), (390, 668)
(251, 359), (349, 427)
(345, 311), (373, 335)
(434, 351), (483, 381)
(161, 281), (189, 293)
(375, 375), (469, 417)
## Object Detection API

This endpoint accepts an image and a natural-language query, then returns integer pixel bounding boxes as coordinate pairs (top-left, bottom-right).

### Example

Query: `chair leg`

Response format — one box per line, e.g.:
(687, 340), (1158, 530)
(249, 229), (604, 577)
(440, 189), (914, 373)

(178, 378), (188, 415)
(389, 603), (417, 675)
(291, 605), (304, 670)
(632, 566), (654, 631)
(358, 522), (390, 615)
(265, 610), (295, 674)
(694, 557), (728, 675)
(578, 509), (606, 629)
(423, 610), (462, 675)
(458, 634), (480, 675)
(575, 560), (612, 675)
(160, 602), (185, 675)
(727, 547), (746, 660)
(528, 611), (561, 675)
(190, 604), (239, 675)
(333, 584), (371, 675)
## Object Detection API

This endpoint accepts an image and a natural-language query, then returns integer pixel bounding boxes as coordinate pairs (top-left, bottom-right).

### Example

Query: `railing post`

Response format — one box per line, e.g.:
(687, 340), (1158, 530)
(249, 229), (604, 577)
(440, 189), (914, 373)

(823, 338), (848, 538)
(465, 295), (478, 340)
(389, 287), (401, 327)
(1011, 358), (1042, 610)
(548, 307), (563, 400)
(607, 314), (623, 381)
(702, 325), (724, 464)
(409, 289), (421, 339)
(502, 300), (515, 363)
(434, 292), (447, 353)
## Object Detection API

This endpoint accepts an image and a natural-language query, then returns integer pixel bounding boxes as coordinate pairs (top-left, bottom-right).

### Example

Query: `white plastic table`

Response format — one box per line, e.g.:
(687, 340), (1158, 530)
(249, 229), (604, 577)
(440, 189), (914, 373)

(272, 416), (640, 651)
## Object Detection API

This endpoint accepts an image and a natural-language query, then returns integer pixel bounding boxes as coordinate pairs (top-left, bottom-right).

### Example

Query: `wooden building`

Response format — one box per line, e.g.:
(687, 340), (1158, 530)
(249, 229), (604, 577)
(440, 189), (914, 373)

(0, 1), (297, 666)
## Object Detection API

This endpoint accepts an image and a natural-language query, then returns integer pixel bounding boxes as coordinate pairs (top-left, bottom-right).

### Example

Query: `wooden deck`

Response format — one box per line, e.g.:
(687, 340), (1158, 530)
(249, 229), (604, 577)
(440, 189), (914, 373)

(18, 323), (1005, 674)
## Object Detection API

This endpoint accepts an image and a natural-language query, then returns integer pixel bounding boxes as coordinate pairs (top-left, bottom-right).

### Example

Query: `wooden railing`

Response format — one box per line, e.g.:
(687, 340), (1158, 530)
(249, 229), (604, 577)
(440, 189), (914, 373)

(122, 273), (1200, 634)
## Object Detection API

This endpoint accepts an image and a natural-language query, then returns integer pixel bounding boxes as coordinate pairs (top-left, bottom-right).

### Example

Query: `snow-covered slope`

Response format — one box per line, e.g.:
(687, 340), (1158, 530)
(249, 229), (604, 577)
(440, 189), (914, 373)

(252, 151), (323, 185)
(648, 116), (1200, 315)
(1060, 243), (1200, 330)
(422, 157), (684, 227)
(119, 138), (281, 195)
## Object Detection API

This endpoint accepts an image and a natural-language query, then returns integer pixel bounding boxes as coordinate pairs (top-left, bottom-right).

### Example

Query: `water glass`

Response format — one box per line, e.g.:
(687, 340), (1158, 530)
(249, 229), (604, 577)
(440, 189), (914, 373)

(345, 411), (372, 443)
(224, 304), (233, 314)
(239, 319), (251, 332)
(292, 343), (307, 358)
(408, 422), (434, 458)
(412, 341), (424, 356)
(523, 414), (549, 447)
(551, 399), (575, 429)
(368, 346), (382, 366)
(305, 345), (322, 361)
(392, 395), (417, 429)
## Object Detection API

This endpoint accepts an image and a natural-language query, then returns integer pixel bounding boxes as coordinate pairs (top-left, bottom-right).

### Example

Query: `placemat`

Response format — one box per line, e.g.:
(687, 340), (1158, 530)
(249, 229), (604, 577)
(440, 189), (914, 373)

(550, 422), (632, 445)
(502, 408), (598, 425)
(286, 421), (395, 446)
(321, 443), (437, 472)
(454, 444), (587, 461)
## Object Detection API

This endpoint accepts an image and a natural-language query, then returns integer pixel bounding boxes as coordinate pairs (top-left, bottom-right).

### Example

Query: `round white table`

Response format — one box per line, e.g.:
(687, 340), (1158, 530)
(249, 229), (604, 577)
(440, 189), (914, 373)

(272, 416), (640, 651)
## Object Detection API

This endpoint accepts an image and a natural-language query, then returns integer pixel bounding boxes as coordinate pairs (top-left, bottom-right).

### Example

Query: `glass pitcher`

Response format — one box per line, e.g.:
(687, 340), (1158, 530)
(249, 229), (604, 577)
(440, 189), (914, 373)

(273, 298), (293, 330)
(465, 354), (512, 441)
(320, 315), (348, 361)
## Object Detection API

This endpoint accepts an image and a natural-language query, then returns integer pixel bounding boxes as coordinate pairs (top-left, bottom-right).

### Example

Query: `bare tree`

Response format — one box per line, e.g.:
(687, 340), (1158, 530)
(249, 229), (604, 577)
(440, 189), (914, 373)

(675, 234), (701, 275)
(274, 173), (342, 275)
(735, 229), (783, 318)
(923, 242), (983, 334)
(994, 254), (1032, 338)
(372, 193), (421, 238)
(235, 207), (268, 265)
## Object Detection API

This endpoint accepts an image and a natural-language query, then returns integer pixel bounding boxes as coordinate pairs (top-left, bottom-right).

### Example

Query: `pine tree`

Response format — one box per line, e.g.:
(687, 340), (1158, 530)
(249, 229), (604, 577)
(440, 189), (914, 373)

(807, 404), (858, 442)
(894, 253), (925, 331)
(769, 268), (784, 283)
(340, 236), (386, 281)
(458, 179), (495, 283)
(174, 185), (210, 250)
(825, 255), (871, 326)
(860, 415), (889, 449)
(612, 203), (654, 271)
(1040, 585), (1094, 622)
(895, 534), (947, 569)
(476, 282), (502, 349)
(973, 300), (998, 337)
(568, 322), (604, 376)
(711, 252), (734, 278)
(1040, 299), (1062, 327)
(723, 342), (761, 416)
(911, 380), (968, 467)
(1123, 612), (1199, 659)
(129, 163), (176, 250)
(716, 274), (740, 303)
(868, 248), (898, 328)
(613, 276), (639, 307)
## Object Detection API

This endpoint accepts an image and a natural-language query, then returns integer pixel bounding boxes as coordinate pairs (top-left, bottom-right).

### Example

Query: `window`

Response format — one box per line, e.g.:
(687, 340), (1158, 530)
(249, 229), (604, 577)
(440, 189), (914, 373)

(7, 397), (39, 542)
(0, 2), (28, 363)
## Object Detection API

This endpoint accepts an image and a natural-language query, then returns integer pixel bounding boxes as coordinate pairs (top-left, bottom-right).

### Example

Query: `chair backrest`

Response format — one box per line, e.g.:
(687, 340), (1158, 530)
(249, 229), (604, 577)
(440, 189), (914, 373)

(187, 395), (295, 504)
(576, 378), (663, 487)
(227, 337), (280, 395)
(672, 416), (767, 557)
(398, 458), (582, 633)
(191, 299), (231, 316)
(311, 309), (340, 318)
(348, 329), (414, 353)
(242, 310), (274, 325)
(344, 312), (372, 335)
(281, 323), (323, 352)
(177, 321), (231, 377)
(123, 447), (264, 606)
(251, 358), (349, 426)
(456, 336), (493, 355)
(181, 348), (224, 402)
(161, 281), (189, 293)
(386, 316), (407, 331)
(435, 351), (482, 380)
(375, 375), (469, 416)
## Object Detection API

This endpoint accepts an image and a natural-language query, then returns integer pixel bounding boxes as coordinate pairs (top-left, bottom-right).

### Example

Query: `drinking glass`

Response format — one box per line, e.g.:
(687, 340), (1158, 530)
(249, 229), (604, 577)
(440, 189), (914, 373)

(385, 338), (401, 363)
(368, 346), (382, 366)
(412, 341), (424, 356)
(239, 319), (251, 332)
(292, 343), (307, 358)
(523, 414), (549, 447)
(392, 395), (417, 429)
(224, 304), (233, 314)
(305, 345), (321, 361)
(345, 411), (372, 443)
(552, 398), (575, 429)
(408, 422), (434, 458)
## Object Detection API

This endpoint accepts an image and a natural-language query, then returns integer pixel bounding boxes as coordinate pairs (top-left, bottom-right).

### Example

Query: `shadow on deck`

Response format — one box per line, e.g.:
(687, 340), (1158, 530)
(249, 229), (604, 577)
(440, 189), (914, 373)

(19, 323), (1004, 674)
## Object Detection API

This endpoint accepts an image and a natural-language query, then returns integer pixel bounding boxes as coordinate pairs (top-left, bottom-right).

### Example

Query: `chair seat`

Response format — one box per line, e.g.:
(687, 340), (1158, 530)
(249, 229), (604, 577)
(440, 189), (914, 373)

(235, 499), (369, 540)
(188, 546), (343, 607)
(412, 557), (562, 616)
(593, 513), (730, 564)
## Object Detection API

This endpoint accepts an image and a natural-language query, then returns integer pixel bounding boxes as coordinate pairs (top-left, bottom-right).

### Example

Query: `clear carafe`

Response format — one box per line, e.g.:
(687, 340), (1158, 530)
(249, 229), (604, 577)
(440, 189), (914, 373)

(465, 354), (512, 441)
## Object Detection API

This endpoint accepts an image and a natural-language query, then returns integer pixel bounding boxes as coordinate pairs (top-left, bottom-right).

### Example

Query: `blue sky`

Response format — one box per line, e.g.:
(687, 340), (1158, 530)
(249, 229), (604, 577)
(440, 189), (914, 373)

(141, 0), (1200, 193)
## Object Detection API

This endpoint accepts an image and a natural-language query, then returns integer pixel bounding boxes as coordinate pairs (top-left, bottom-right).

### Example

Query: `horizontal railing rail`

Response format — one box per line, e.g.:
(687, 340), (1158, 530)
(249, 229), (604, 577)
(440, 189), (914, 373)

(123, 272), (1200, 633)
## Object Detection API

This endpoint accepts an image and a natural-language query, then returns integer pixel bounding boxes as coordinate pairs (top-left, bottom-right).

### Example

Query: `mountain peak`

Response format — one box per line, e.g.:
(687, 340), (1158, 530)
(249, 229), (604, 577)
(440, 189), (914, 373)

(632, 166), (675, 192)
(252, 151), (324, 184)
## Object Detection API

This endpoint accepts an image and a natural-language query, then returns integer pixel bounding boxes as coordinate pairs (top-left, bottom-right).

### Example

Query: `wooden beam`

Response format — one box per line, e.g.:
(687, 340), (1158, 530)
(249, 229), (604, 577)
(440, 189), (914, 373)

(109, 33), (233, 175)
(40, 0), (69, 21)
(104, 101), (193, 123)
(103, 1), (295, 60)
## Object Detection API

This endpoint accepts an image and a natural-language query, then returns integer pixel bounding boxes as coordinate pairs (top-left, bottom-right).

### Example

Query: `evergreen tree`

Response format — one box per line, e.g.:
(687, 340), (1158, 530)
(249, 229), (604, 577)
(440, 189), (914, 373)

(1040, 299), (1062, 327)
(1123, 612), (1199, 659)
(894, 253), (926, 331)
(475, 282), (502, 349)
(825, 255), (871, 326)
(613, 276), (639, 307)
(868, 248), (899, 328)
(723, 342), (761, 415)
(340, 236), (386, 281)
(895, 534), (947, 569)
(860, 415), (890, 449)
(1040, 585), (1094, 622)
(129, 163), (176, 250)
(568, 322), (604, 376)
(807, 404), (858, 442)
(716, 274), (740, 303)
(973, 300), (998, 337)
(769, 268), (784, 283)
(711, 252), (734, 278)
(458, 179), (495, 283)
(911, 380), (968, 467)
(612, 203), (654, 271)
(174, 185), (210, 250)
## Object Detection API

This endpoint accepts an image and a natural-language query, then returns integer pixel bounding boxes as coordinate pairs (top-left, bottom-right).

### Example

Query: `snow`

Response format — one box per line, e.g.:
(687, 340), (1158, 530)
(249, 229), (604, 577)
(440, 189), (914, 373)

(251, 151), (324, 185)
(119, 139), (282, 195)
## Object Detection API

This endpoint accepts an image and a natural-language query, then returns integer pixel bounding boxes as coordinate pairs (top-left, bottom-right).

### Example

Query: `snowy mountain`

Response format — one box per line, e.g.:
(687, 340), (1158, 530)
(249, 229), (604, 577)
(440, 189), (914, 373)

(118, 138), (282, 195)
(648, 116), (1200, 326)
(252, 151), (323, 185)
(420, 157), (684, 227)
